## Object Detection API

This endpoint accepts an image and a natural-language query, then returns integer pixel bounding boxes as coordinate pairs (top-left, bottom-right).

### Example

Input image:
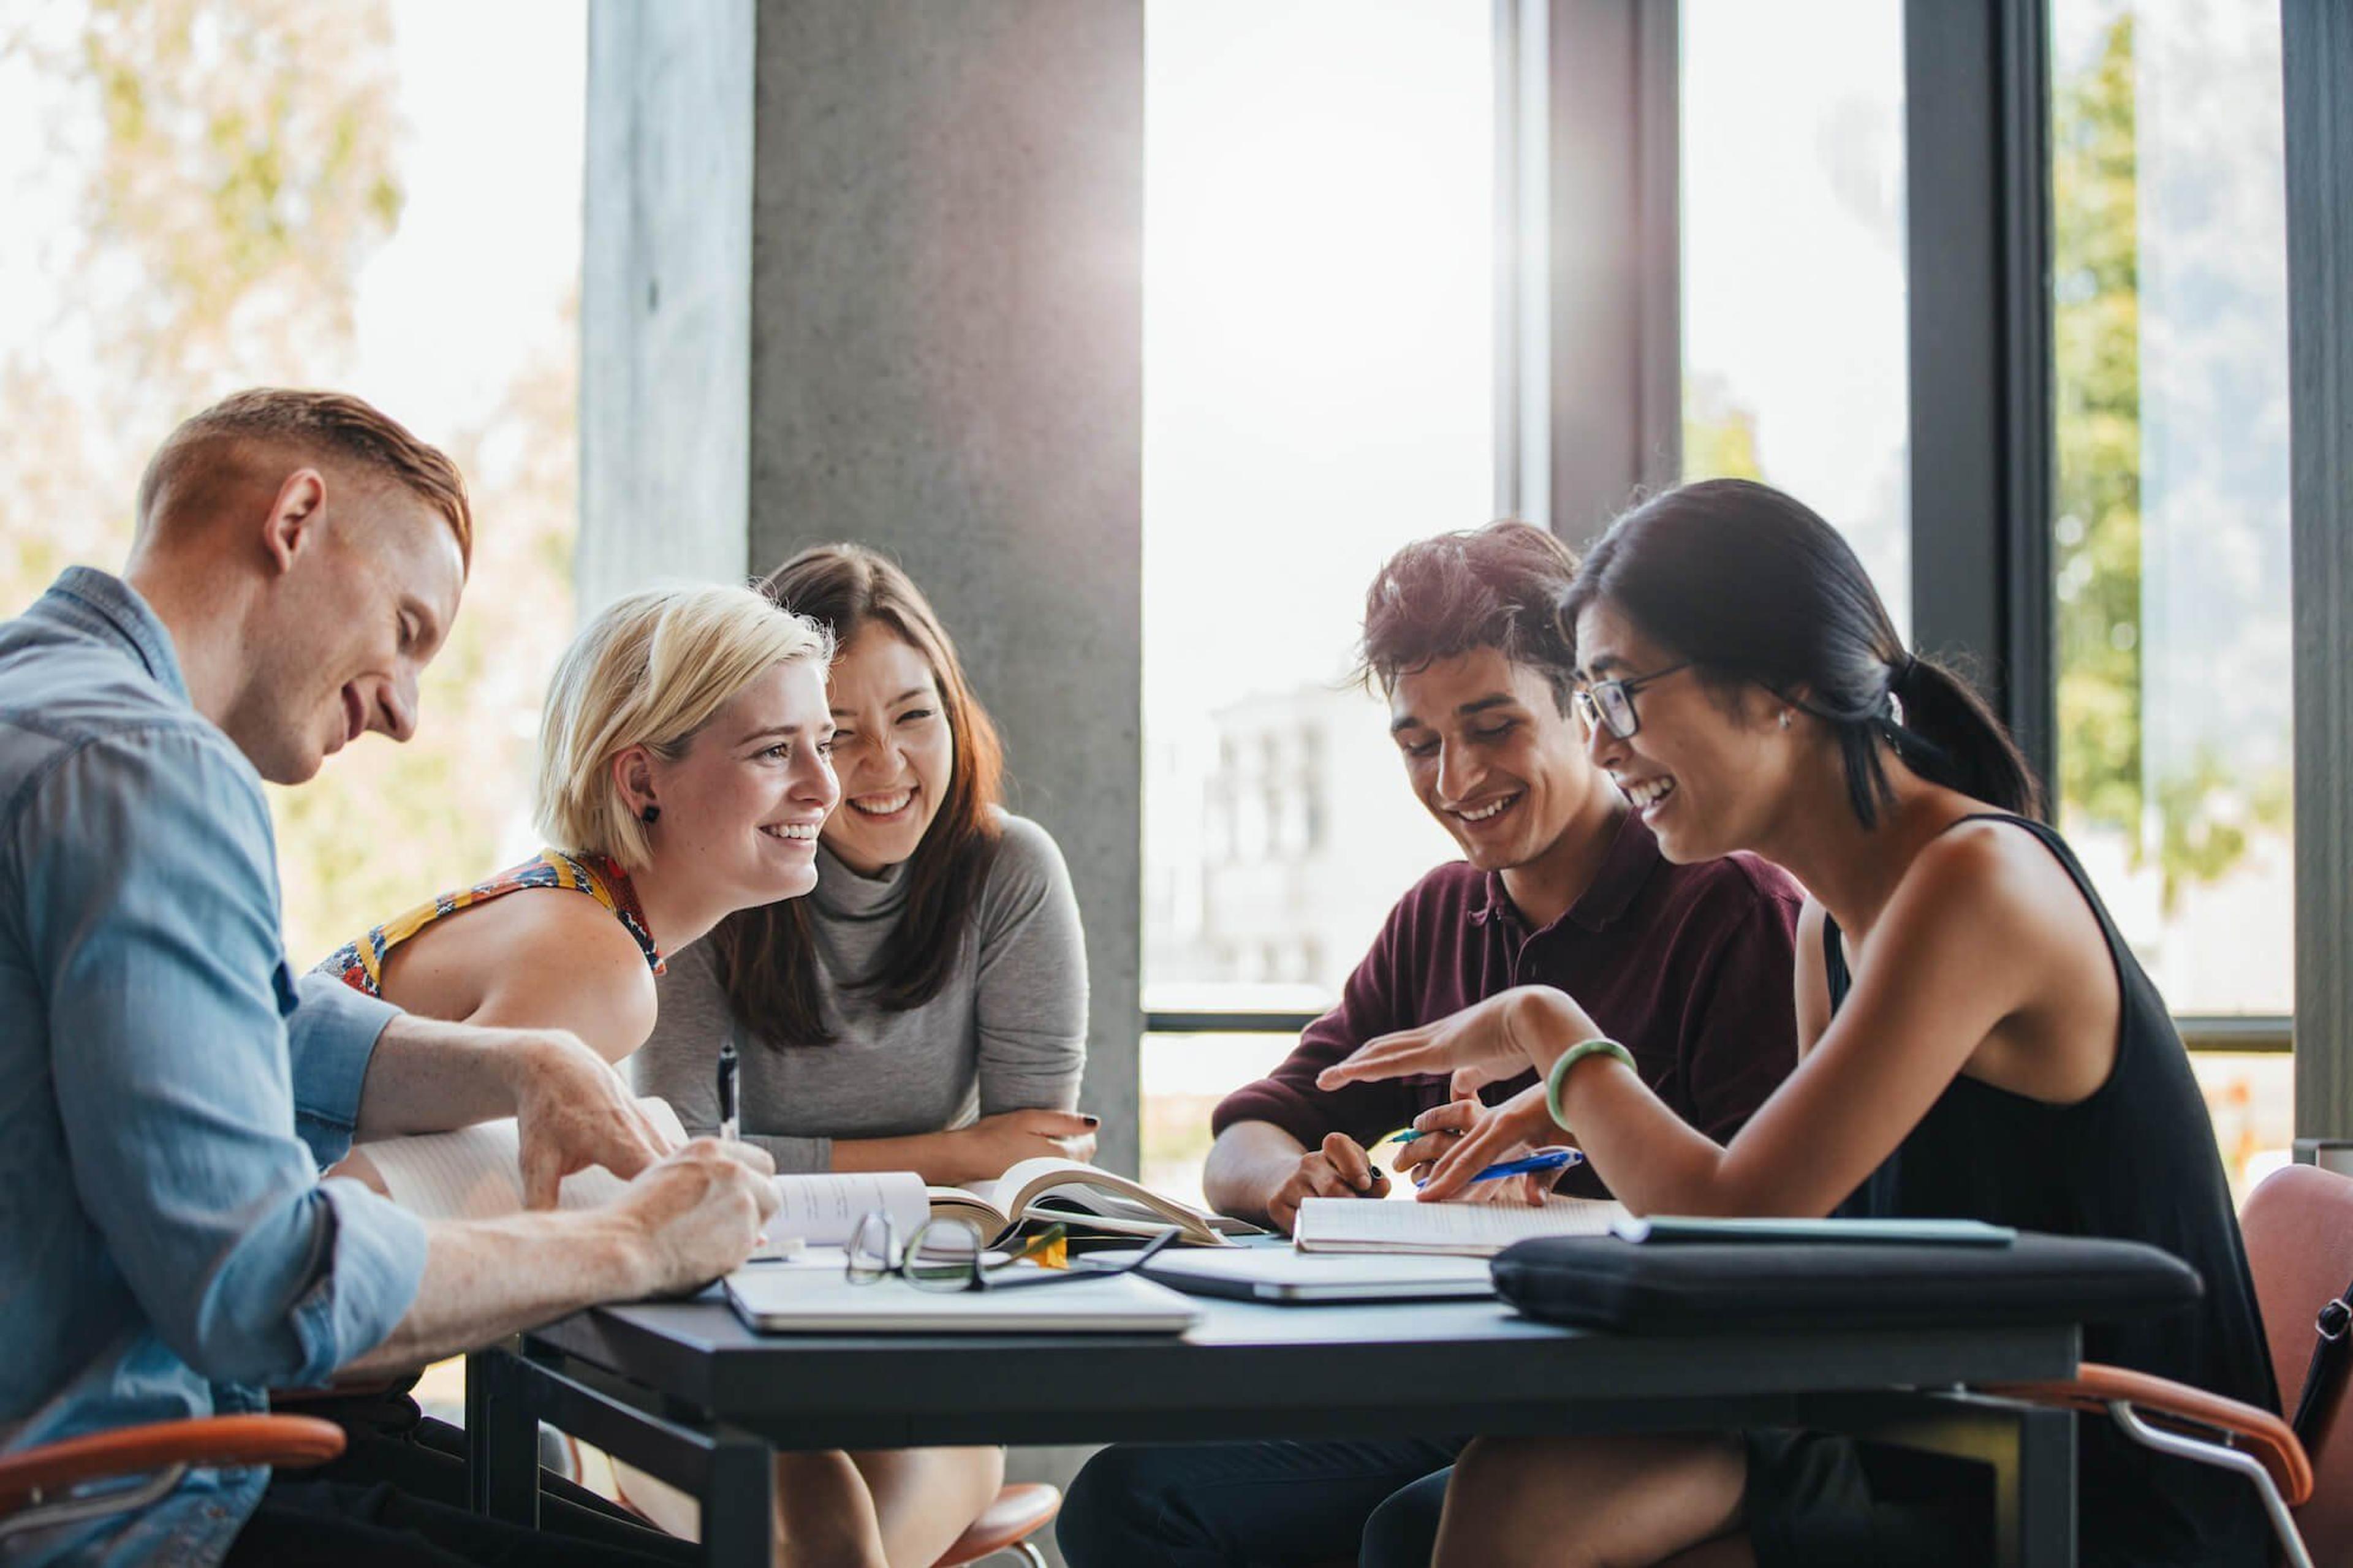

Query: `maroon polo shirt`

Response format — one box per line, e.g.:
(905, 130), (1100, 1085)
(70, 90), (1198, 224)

(1212, 811), (1803, 1195)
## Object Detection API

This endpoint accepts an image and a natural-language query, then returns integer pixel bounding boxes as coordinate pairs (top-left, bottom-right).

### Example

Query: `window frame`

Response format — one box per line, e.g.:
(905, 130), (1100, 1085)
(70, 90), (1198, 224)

(1145, 0), (2298, 1065)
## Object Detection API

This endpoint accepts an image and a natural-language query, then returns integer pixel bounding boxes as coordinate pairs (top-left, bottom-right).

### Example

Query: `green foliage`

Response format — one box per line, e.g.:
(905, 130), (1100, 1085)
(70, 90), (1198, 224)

(1, 1), (577, 964)
(2052, 12), (2144, 841)
(2051, 11), (2290, 914)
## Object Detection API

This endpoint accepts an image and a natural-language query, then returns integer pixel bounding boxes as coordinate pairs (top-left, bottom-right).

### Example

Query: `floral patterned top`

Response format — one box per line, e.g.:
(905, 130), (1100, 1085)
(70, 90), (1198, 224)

(315, 848), (664, 998)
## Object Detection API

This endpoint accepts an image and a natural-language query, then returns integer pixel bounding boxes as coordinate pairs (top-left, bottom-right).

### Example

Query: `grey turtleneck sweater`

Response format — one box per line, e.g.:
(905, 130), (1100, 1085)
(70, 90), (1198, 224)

(629, 811), (1089, 1172)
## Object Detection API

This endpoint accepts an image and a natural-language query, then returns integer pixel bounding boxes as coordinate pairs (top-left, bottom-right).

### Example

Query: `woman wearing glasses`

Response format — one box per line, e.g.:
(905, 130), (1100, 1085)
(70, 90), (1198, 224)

(1321, 479), (2273, 1567)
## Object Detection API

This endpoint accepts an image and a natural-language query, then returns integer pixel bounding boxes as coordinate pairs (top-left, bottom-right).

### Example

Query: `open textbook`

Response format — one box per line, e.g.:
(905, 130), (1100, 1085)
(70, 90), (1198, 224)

(926, 1157), (1265, 1249)
(350, 1104), (1260, 1253)
(354, 1099), (923, 1257)
(1294, 1194), (1626, 1257)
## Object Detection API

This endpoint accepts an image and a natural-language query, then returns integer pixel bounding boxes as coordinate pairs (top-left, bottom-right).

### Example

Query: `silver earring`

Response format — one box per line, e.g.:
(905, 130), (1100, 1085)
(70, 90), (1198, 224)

(1778, 711), (1792, 730)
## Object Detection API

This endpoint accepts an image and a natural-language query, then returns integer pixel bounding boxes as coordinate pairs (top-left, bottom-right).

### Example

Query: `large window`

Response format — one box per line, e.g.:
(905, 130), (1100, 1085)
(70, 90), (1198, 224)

(2048, 0), (2295, 1189)
(1680, 0), (1911, 632)
(0, 0), (584, 1427)
(0, 2), (584, 966)
(1139, 0), (1493, 1199)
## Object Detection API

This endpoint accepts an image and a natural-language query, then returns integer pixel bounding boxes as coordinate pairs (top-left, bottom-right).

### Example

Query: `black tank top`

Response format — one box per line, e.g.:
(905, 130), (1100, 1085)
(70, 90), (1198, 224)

(1824, 814), (2275, 1566)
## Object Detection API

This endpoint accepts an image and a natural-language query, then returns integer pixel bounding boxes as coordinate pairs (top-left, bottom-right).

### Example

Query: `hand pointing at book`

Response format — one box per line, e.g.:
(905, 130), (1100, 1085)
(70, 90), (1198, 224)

(506, 1031), (683, 1210)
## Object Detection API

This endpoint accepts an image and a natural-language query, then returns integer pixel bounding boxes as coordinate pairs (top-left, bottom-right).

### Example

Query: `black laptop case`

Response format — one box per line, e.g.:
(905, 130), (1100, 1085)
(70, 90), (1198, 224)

(1490, 1232), (2203, 1335)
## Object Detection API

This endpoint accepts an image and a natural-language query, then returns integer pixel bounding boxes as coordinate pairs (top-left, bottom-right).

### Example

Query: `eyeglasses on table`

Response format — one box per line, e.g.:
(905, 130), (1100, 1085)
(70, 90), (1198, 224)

(845, 1211), (1180, 1293)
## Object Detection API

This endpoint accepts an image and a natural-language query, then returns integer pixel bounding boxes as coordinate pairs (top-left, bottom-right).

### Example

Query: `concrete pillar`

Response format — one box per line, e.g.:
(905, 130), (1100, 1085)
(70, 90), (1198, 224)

(583, 1), (1144, 1195)
(744, 1), (1145, 1181)
(581, 0), (757, 599)
(588, 13), (1140, 1542)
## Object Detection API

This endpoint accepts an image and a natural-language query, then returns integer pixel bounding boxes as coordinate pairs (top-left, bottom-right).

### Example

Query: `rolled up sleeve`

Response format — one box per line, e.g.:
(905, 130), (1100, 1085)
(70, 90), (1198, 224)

(287, 972), (399, 1165)
(18, 730), (427, 1385)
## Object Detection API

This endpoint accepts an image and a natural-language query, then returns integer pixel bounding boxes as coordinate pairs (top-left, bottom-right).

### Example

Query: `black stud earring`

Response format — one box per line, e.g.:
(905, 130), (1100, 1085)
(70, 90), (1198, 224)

(640, 805), (661, 825)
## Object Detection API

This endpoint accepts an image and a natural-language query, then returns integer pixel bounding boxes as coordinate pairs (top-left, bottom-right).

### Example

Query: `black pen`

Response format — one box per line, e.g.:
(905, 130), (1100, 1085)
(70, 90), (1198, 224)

(718, 1032), (740, 1144)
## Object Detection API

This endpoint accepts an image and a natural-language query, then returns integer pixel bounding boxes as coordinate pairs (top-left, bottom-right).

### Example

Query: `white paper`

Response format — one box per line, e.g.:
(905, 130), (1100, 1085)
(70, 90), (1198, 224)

(363, 1099), (691, 1219)
(766, 1171), (930, 1248)
(1294, 1196), (1624, 1256)
(359, 1102), (925, 1257)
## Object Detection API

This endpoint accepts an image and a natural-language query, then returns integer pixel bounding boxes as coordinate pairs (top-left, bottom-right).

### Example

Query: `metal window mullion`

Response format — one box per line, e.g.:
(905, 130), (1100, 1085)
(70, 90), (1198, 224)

(1903, 0), (2056, 789)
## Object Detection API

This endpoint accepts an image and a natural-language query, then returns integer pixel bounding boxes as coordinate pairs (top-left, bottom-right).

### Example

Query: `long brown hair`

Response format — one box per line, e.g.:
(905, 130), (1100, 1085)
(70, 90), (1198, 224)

(713, 544), (1007, 1045)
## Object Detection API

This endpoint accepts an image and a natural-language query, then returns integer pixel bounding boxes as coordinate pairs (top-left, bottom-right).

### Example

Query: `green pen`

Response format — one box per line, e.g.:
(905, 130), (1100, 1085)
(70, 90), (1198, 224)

(1382, 1128), (1429, 1147)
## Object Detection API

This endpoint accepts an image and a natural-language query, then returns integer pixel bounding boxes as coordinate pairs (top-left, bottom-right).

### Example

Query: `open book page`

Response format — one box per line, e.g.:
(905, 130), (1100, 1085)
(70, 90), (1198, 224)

(1294, 1195), (1626, 1256)
(925, 1186), (1011, 1235)
(363, 1099), (691, 1219)
(964, 1158), (1260, 1247)
(769, 1172), (929, 1248)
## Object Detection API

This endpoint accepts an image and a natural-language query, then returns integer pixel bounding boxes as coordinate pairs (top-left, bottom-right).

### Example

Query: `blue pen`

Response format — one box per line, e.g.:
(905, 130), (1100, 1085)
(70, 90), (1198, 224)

(1415, 1148), (1584, 1188)
(1466, 1149), (1582, 1183)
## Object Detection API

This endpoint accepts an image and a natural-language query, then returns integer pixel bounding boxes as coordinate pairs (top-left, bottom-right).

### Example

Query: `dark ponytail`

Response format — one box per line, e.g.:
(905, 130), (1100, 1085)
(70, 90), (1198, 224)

(1561, 479), (2044, 827)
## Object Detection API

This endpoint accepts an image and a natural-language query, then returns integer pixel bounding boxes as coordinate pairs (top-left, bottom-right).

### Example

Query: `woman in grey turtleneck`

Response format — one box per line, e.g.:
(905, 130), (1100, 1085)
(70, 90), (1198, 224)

(632, 542), (1094, 1184)
(626, 546), (1090, 1565)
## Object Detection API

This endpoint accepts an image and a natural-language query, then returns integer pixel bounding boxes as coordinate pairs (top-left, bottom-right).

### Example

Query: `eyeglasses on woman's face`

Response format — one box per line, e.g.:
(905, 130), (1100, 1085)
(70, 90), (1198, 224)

(1574, 662), (1691, 741)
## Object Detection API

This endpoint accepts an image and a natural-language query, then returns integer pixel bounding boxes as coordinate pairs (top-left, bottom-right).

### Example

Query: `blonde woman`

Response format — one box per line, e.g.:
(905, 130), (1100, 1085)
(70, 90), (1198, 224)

(320, 584), (839, 1061)
(326, 585), (1002, 1567)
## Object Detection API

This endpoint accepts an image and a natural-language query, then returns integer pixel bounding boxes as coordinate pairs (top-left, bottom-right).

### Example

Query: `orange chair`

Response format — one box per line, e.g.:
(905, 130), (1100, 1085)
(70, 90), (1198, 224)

(930, 1481), (1060, 1567)
(0, 1414), (346, 1545)
(1989, 1163), (2353, 1568)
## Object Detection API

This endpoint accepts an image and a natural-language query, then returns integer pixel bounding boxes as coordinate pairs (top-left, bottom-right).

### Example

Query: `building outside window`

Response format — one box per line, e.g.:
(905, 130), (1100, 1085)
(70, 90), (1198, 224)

(1139, 0), (1491, 1200)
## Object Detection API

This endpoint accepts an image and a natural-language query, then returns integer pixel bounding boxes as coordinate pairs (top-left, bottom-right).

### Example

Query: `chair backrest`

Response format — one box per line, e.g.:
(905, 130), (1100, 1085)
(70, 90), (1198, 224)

(2239, 1163), (2353, 1556)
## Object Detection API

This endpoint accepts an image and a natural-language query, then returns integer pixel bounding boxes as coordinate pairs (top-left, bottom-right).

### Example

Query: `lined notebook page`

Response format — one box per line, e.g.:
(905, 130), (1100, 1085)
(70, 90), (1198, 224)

(768, 1172), (929, 1248)
(362, 1099), (691, 1219)
(1294, 1196), (1625, 1256)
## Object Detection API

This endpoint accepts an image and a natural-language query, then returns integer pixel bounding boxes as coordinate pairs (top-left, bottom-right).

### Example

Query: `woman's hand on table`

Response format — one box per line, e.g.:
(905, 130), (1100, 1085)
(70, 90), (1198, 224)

(951, 1107), (1100, 1183)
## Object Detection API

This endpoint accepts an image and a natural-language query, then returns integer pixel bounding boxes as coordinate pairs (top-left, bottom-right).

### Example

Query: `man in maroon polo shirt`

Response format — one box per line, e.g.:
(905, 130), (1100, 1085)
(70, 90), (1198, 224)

(1203, 520), (1802, 1229)
(1059, 521), (1802, 1568)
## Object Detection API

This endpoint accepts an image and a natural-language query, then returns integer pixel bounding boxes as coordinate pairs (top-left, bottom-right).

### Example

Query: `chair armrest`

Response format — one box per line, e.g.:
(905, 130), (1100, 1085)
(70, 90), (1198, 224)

(1988, 1362), (2312, 1505)
(0, 1415), (346, 1515)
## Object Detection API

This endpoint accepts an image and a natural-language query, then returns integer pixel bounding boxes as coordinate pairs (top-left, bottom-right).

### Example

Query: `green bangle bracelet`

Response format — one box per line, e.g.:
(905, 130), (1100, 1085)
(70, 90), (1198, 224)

(1544, 1038), (1635, 1131)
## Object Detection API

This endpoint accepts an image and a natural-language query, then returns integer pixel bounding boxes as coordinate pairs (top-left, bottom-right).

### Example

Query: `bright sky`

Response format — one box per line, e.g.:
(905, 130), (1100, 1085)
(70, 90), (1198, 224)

(1140, 0), (1917, 742)
(0, 3), (583, 458)
(350, 2), (584, 444)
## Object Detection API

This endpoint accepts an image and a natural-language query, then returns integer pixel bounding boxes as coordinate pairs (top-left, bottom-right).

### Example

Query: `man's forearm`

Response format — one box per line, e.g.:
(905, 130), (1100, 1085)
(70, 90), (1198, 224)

(1202, 1122), (1309, 1224)
(341, 1207), (650, 1376)
(352, 1014), (541, 1139)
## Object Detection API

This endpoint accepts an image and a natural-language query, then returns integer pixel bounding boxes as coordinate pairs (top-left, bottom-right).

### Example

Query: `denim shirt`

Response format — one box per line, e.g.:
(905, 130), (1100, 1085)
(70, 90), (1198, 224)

(0, 569), (430, 1566)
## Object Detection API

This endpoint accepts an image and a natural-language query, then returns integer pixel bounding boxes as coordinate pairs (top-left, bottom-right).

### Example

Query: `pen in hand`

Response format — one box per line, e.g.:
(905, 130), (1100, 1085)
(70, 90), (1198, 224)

(717, 1033), (740, 1145)
(1415, 1146), (1584, 1188)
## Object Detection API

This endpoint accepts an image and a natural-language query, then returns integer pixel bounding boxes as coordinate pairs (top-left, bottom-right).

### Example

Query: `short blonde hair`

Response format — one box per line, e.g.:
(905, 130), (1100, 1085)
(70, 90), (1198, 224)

(535, 585), (834, 868)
